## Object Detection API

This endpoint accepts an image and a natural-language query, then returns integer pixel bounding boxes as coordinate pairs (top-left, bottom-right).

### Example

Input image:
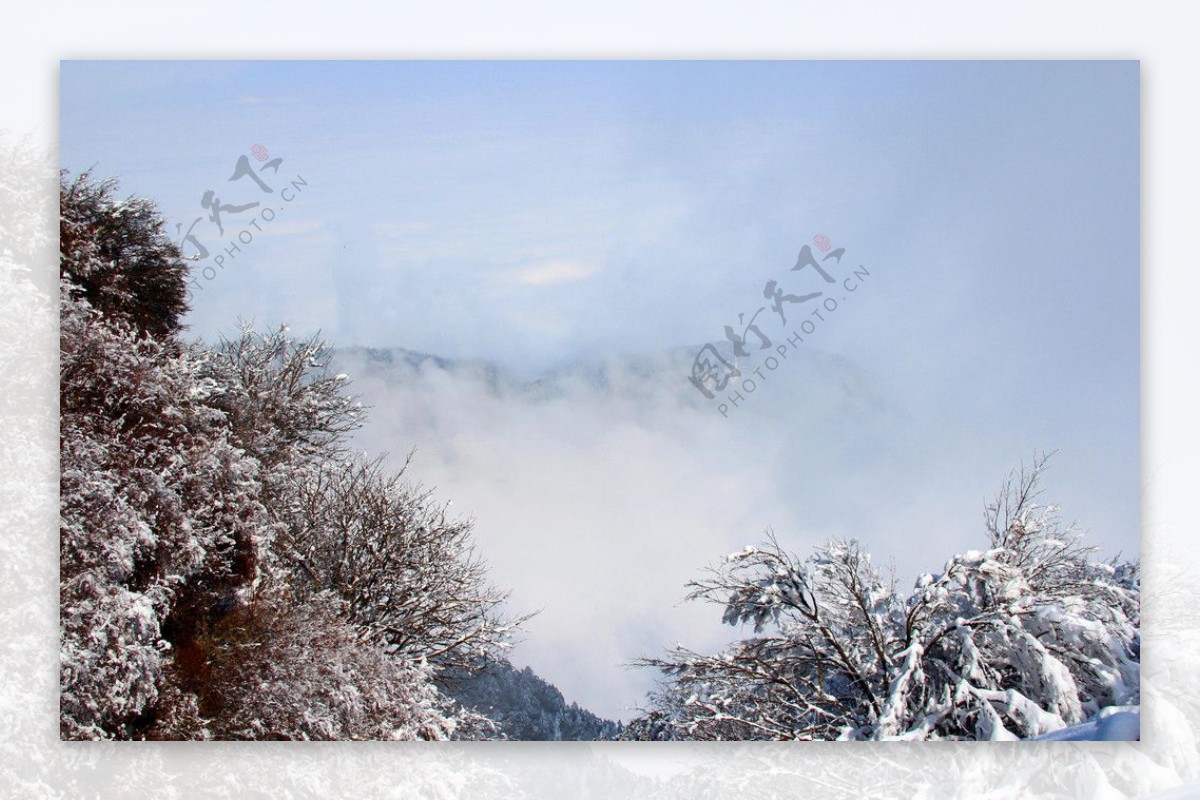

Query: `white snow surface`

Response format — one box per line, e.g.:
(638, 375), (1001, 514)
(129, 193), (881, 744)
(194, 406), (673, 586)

(1034, 705), (1140, 741)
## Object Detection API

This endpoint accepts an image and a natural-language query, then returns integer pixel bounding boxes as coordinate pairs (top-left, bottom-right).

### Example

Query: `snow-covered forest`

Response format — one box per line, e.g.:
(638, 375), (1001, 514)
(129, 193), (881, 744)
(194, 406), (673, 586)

(59, 171), (1139, 741)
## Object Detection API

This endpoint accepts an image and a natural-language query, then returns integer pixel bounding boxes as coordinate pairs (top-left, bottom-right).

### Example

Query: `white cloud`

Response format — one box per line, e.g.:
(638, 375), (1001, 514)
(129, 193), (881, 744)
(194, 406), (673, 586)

(371, 220), (432, 237)
(505, 259), (600, 286)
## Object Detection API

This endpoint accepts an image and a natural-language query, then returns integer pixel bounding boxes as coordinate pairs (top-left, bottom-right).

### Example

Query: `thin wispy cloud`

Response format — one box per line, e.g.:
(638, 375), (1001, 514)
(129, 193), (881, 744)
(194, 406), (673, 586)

(505, 259), (600, 286)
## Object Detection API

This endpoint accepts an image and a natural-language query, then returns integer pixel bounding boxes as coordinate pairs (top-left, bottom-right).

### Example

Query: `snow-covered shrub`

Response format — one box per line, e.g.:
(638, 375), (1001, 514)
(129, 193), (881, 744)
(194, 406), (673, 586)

(177, 593), (459, 741)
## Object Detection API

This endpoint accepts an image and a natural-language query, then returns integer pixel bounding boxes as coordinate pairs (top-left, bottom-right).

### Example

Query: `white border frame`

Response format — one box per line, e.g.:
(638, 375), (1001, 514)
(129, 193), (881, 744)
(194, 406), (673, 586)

(4, 2), (1199, 797)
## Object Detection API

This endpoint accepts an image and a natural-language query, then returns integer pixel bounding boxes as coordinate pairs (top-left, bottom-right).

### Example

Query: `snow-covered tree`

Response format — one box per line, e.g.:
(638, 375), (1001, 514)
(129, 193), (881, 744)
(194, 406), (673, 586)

(59, 292), (272, 739)
(269, 455), (522, 671)
(60, 170), (188, 340)
(60, 174), (271, 738)
(205, 325), (362, 473)
(206, 325), (523, 672)
(632, 456), (1139, 741)
(60, 172), (520, 740)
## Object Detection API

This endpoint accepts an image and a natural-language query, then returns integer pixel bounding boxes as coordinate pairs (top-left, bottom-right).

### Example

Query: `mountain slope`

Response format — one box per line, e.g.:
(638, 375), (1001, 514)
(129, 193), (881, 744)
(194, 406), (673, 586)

(442, 660), (621, 741)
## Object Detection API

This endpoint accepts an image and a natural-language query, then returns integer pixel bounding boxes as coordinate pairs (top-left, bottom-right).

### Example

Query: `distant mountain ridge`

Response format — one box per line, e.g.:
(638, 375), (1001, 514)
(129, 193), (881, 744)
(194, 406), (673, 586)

(333, 342), (878, 412)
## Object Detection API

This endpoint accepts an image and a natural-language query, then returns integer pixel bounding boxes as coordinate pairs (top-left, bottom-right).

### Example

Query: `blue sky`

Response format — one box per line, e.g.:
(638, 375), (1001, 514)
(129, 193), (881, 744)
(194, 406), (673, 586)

(61, 61), (1137, 370)
(60, 61), (1140, 719)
